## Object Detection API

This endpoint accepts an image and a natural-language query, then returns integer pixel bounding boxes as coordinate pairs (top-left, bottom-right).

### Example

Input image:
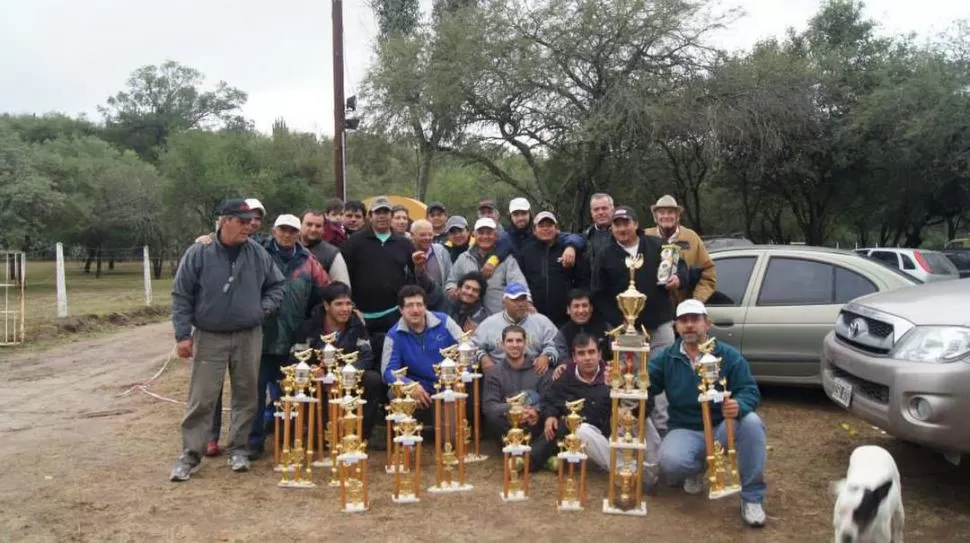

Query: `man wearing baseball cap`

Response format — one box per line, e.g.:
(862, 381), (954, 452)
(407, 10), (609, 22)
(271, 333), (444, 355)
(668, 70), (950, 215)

(472, 282), (562, 374)
(499, 198), (586, 265)
(425, 202), (450, 244)
(443, 215), (472, 263)
(649, 299), (767, 527)
(644, 195), (717, 305)
(516, 211), (579, 327)
(445, 217), (530, 315)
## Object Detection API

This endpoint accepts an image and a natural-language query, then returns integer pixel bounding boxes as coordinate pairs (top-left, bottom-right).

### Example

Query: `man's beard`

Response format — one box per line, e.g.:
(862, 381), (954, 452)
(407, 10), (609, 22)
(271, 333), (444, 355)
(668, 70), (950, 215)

(681, 332), (699, 343)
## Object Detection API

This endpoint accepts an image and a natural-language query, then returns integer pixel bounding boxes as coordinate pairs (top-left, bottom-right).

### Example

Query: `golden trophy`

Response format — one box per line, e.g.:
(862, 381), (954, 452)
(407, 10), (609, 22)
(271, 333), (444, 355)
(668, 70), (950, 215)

(311, 332), (340, 468)
(657, 244), (681, 285)
(336, 396), (369, 512)
(328, 350), (362, 487)
(391, 382), (424, 504)
(556, 398), (588, 511)
(603, 254), (650, 516)
(385, 367), (414, 473)
(276, 357), (318, 489)
(456, 331), (488, 463)
(427, 348), (473, 493)
(500, 392), (532, 502)
(696, 338), (742, 499)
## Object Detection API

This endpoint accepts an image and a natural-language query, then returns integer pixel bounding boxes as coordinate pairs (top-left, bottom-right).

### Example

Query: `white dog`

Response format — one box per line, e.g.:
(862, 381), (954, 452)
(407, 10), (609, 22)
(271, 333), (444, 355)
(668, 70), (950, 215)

(831, 445), (904, 543)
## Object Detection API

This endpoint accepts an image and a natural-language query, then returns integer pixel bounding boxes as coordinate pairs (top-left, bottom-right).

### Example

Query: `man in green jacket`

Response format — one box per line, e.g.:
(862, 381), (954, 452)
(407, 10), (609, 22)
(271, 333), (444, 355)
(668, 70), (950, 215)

(649, 299), (767, 528)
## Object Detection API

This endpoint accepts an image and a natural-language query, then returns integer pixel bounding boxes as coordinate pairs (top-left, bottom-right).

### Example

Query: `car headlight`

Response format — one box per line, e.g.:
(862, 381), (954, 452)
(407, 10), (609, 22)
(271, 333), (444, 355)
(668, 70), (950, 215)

(890, 326), (970, 363)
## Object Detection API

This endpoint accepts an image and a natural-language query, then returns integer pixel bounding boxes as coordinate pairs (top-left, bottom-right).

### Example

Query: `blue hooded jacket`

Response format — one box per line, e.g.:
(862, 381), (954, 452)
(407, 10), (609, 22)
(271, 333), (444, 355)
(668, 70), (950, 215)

(381, 311), (464, 393)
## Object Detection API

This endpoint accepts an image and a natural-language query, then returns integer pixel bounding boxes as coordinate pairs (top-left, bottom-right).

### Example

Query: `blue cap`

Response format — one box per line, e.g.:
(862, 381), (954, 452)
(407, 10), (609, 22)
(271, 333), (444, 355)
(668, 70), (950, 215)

(503, 283), (531, 300)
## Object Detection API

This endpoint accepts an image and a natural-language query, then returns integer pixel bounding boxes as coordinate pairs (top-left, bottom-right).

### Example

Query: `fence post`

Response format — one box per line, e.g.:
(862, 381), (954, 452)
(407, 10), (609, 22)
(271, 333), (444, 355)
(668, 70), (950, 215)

(55, 242), (68, 318)
(142, 245), (153, 306)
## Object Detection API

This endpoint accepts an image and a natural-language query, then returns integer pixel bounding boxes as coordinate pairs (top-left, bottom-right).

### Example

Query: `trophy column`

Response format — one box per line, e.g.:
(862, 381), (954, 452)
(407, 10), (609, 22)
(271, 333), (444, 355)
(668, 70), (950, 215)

(696, 339), (742, 500)
(556, 399), (588, 511)
(335, 354), (369, 512)
(427, 349), (473, 493)
(457, 332), (487, 463)
(385, 368), (411, 474)
(311, 333), (340, 468)
(391, 383), (423, 504)
(500, 393), (531, 502)
(276, 359), (318, 489)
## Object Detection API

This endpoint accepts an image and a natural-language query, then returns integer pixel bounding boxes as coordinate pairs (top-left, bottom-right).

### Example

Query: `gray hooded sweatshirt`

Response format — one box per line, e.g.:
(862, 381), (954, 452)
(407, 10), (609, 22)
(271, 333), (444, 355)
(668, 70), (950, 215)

(482, 356), (552, 436)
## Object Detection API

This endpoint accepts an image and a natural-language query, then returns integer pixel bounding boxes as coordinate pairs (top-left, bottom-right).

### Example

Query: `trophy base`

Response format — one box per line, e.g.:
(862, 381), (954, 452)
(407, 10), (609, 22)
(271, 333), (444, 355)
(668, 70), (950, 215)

(341, 502), (369, 513)
(391, 494), (420, 504)
(385, 465), (410, 474)
(427, 482), (473, 493)
(328, 479), (341, 488)
(557, 500), (583, 512)
(311, 459), (332, 468)
(278, 480), (317, 489)
(602, 499), (647, 516)
(708, 486), (742, 500)
(609, 390), (650, 401)
(463, 453), (489, 463)
(558, 452), (588, 463)
(499, 491), (528, 502)
(273, 464), (286, 472)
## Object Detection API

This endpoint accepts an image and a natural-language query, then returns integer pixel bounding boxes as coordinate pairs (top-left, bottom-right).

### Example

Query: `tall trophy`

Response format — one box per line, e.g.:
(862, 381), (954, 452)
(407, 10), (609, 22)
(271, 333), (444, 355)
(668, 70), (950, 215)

(385, 367), (415, 473)
(391, 382), (424, 504)
(311, 333), (340, 468)
(603, 254), (650, 516)
(457, 331), (488, 463)
(427, 348), (473, 493)
(656, 244), (681, 285)
(335, 355), (369, 512)
(276, 356), (318, 488)
(696, 338), (741, 499)
(329, 351), (362, 487)
(500, 392), (532, 502)
(556, 399), (588, 511)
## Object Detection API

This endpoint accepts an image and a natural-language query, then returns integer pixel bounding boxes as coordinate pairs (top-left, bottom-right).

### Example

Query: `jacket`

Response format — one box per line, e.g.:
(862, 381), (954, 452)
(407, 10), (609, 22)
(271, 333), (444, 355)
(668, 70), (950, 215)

(472, 311), (565, 366)
(304, 310), (375, 371)
(482, 357), (552, 434)
(426, 243), (453, 288)
(446, 248), (529, 315)
(502, 224), (587, 261)
(261, 240), (331, 356)
(380, 311), (464, 393)
(341, 226), (434, 314)
(540, 362), (614, 436)
(557, 317), (614, 363)
(582, 224), (614, 292)
(644, 225), (716, 304)
(305, 239), (351, 286)
(445, 298), (491, 332)
(648, 338), (760, 432)
(517, 236), (579, 327)
(592, 233), (688, 331)
(172, 233), (285, 340)
(322, 220), (347, 247)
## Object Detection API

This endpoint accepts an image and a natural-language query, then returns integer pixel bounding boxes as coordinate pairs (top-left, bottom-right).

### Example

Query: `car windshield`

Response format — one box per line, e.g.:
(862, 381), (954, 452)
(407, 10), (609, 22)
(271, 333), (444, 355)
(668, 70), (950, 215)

(922, 251), (959, 275)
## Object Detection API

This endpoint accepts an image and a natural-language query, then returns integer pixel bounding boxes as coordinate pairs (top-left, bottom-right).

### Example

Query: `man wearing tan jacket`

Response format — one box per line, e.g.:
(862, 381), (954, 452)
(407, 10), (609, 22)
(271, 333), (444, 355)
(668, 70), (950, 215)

(644, 195), (717, 305)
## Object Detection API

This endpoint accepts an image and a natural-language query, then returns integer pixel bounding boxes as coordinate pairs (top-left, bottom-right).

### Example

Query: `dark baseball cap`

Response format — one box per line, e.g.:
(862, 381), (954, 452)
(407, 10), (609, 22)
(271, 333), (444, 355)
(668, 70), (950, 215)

(612, 206), (638, 223)
(427, 201), (447, 213)
(218, 199), (258, 219)
(478, 198), (497, 210)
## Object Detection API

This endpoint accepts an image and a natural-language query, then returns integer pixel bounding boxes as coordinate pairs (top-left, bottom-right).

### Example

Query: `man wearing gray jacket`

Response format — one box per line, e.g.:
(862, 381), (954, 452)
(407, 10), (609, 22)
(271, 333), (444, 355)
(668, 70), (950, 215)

(445, 217), (529, 315)
(482, 325), (551, 441)
(169, 199), (286, 482)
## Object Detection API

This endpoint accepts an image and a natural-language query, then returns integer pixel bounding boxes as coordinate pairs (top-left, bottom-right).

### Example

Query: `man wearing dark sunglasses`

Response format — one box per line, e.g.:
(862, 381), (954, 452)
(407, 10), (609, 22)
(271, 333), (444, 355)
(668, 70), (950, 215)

(169, 199), (286, 482)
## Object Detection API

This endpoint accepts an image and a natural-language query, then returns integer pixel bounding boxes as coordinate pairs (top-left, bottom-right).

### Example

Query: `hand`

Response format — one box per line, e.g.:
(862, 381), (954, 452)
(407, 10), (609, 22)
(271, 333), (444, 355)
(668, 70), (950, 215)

(560, 246), (576, 268)
(480, 356), (496, 373)
(412, 251), (427, 269)
(552, 364), (568, 381)
(412, 385), (432, 409)
(721, 398), (739, 419)
(544, 417), (558, 440)
(665, 275), (681, 291)
(176, 339), (193, 359)
(481, 261), (496, 279)
(522, 407), (539, 426)
(533, 355), (550, 375)
(195, 234), (214, 245)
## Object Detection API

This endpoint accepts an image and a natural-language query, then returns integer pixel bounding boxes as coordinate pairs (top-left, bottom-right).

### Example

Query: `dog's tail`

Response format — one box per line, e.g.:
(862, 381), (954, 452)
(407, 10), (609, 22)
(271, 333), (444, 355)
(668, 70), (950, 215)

(851, 479), (893, 530)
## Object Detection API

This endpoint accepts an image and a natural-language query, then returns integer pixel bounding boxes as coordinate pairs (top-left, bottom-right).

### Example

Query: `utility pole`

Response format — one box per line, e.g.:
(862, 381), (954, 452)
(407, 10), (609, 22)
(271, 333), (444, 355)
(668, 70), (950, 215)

(332, 0), (347, 201)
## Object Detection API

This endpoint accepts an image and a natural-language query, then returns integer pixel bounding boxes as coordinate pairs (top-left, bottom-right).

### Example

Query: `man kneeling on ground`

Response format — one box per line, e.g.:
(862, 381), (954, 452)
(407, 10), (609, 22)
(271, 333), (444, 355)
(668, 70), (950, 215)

(482, 325), (551, 443)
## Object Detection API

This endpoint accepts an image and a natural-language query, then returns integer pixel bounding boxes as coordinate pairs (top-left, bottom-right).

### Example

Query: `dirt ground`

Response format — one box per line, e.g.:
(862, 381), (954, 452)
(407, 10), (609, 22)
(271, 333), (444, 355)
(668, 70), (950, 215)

(1, 323), (967, 543)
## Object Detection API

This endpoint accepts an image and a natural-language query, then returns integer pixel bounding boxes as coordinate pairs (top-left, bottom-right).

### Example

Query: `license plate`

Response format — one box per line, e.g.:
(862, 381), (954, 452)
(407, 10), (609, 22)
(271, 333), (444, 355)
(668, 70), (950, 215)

(831, 377), (853, 408)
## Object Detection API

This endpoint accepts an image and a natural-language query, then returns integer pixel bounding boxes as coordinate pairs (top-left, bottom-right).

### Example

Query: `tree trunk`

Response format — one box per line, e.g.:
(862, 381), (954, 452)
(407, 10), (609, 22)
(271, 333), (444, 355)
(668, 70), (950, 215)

(415, 144), (434, 202)
(84, 249), (94, 274)
(108, 258), (115, 271)
(95, 246), (103, 279)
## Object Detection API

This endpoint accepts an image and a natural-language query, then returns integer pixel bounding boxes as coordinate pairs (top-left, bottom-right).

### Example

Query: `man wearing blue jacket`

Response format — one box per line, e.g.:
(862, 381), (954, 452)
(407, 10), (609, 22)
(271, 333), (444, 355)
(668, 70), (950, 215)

(649, 299), (767, 528)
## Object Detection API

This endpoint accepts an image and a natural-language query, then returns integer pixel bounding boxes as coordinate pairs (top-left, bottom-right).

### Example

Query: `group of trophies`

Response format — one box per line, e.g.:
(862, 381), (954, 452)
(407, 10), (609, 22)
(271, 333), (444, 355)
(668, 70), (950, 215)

(271, 249), (741, 515)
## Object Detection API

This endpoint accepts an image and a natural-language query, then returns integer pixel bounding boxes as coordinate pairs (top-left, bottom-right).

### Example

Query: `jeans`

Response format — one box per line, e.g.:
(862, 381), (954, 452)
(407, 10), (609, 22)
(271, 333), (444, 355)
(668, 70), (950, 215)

(658, 412), (767, 504)
(247, 354), (288, 451)
(648, 321), (675, 434)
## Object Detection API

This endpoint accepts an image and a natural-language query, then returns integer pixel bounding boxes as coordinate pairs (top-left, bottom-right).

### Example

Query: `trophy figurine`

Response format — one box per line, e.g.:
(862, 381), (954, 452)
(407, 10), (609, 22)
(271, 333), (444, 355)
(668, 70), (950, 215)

(328, 351), (363, 487)
(277, 357), (318, 489)
(427, 348), (473, 493)
(656, 244), (681, 285)
(391, 383), (424, 504)
(696, 338), (742, 499)
(385, 367), (414, 473)
(556, 398), (588, 511)
(603, 254), (650, 516)
(456, 331), (487, 463)
(500, 392), (532, 502)
(311, 332), (340, 468)
(336, 396), (369, 512)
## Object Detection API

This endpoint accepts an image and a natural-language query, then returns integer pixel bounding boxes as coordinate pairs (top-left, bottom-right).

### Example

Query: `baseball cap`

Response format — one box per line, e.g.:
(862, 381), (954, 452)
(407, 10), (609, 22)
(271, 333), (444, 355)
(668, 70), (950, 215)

(473, 217), (497, 231)
(245, 198), (266, 216)
(273, 214), (301, 230)
(427, 201), (447, 213)
(478, 198), (497, 210)
(218, 199), (258, 219)
(612, 206), (639, 223)
(370, 196), (393, 212)
(503, 283), (531, 300)
(445, 216), (468, 231)
(533, 211), (557, 225)
(676, 299), (708, 319)
(509, 197), (531, 213)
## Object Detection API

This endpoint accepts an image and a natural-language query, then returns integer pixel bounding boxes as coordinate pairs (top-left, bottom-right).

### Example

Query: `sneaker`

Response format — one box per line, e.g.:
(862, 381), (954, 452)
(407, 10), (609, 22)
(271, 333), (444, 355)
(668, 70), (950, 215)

(228, 454), (251, 472)
(741, 502), (766, 528)
(205, 440), (221, 457)
(247, 446), (265, 462)
(169, 457), (200, 482)
(683, 473), (705, 495)
(544, 456), (559, 472)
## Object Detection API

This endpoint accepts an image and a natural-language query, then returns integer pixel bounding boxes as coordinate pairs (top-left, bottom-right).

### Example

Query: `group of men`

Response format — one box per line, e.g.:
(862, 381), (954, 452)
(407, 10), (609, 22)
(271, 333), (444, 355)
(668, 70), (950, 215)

(168, 192), (767, 528)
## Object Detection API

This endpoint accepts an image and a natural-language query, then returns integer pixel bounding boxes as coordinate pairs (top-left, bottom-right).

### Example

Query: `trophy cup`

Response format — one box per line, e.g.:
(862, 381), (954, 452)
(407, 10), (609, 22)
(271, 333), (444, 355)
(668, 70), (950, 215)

(391, 382), (424, 504)
(336, 396), (369, 512)
(427, 348), (473, 493)
(311, 333), (340, 468)
(385, 367), (413, 473)
(657, 244), (681, 285)
(328, 351), (362, 487)
(500, 392), (532, 502)
(556, 398), (588, 511)
(696, 338), (742, 499)
(277, 357), (318, 489)
(456, 331), (488, 463)
(603, 254), (650, 516)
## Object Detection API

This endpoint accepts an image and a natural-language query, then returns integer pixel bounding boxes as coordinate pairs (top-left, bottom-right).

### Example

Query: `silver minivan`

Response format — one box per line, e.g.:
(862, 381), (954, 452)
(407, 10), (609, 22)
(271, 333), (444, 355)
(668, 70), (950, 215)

(854, 248), (960, 283)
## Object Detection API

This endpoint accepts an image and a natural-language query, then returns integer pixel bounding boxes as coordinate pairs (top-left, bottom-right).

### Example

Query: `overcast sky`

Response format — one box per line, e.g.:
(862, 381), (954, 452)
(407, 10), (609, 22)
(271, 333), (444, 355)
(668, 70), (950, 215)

(1, 0), (966, 135)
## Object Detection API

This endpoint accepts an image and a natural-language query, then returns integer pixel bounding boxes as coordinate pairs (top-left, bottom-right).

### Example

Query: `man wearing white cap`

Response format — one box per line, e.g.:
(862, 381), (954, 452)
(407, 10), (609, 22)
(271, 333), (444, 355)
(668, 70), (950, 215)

(446, 217), (530, 315)
(500, 197), (585, 265)
(649, 299), (767, 528)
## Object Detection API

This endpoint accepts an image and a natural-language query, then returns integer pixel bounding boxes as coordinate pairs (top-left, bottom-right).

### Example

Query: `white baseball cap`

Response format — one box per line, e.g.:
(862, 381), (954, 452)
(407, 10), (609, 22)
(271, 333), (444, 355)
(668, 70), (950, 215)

(509, 197), (531, 213)
(675, 299), (708, 319)
(473, 217), (497, 231)
(245, 198), (266, 216)
(273, 214), (302, 230)
(533, 211), (557, 225)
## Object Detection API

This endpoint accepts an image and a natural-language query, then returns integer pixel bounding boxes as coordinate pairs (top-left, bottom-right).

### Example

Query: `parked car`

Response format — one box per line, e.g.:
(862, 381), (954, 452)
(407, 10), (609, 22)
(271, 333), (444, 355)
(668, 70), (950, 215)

(944, 238), (968, 249)
(820, 279), (970, 462)
(706, 245), (918, 385)
(942, 249), (970, 279)
(854, 247), (960, 283)
(701, 233), (754, 251)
